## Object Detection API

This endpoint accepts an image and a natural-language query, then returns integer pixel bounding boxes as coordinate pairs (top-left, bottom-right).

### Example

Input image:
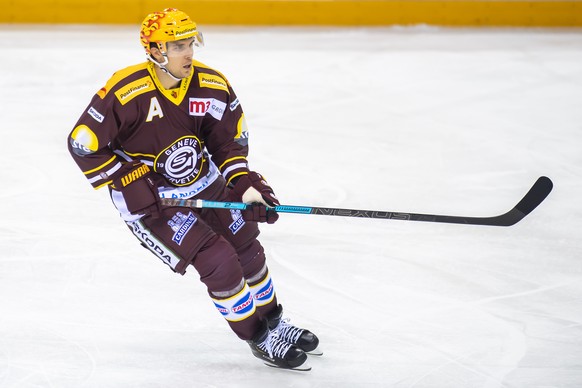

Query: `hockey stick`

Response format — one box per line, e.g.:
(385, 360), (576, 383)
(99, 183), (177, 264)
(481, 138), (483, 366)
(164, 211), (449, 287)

(160, 176), (552, 227)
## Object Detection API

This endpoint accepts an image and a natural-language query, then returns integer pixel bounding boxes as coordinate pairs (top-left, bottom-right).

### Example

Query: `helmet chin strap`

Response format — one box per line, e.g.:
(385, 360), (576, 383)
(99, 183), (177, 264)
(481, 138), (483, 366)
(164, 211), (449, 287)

(147, 54), (182, 82)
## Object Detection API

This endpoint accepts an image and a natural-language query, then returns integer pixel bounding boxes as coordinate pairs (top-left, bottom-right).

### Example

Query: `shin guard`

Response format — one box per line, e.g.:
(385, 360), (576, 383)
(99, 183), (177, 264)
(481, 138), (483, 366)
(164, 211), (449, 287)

(248, 269), (276, 308)
(211, 283), (256, 322)
(247, 264), (277, 319)
(211, 283), (260, 340)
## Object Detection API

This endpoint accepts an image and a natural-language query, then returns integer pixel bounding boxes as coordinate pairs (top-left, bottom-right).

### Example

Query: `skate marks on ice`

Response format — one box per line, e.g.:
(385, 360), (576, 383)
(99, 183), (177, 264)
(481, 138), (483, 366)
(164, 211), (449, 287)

(0, 323), (96, 388)
(264, 221), (581, 387)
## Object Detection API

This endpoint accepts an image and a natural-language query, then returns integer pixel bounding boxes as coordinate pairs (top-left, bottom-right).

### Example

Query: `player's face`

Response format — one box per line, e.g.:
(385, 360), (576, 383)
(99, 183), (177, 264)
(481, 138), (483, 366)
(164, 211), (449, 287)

(165, 38), (195, 78)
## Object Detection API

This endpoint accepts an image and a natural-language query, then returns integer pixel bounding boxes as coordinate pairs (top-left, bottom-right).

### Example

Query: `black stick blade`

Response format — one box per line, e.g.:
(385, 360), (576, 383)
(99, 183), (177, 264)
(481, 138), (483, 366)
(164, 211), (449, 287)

(515, 176), (553, 216)
(412, 176), (553, 226)
(492, 176), (553, 227)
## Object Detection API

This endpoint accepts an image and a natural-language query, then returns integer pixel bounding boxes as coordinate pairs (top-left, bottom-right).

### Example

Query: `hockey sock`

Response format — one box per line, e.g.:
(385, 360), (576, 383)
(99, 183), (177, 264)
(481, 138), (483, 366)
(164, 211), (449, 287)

(210, 282), (260, 340)
(247, 265), (277, 313)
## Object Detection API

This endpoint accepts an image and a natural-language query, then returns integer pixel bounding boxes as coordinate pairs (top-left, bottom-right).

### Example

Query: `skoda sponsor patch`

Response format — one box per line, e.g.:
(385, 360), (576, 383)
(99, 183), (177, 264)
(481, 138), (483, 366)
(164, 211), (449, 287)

(130, 220), (181, 270)
(189, 98), (226, 120)
(228, 209), (245, 235)
(168, 211), (197, 245)
(154, 136), (204, 186)
(87, 106), (104, 123)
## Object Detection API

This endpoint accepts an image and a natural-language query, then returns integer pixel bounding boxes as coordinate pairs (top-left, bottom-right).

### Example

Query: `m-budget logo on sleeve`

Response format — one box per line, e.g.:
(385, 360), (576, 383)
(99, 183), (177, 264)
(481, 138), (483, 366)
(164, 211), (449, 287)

(189, 98), (226, 120)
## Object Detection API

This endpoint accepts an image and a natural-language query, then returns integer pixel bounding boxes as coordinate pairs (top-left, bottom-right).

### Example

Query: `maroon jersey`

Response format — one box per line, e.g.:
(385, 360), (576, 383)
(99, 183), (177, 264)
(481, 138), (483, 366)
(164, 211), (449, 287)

(68, 60), (250, 219)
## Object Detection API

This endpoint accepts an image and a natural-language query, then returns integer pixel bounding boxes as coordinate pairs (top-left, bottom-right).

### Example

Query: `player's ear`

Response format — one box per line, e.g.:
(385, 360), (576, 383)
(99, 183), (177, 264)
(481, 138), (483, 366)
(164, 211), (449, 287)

(150, 45), (164, 62)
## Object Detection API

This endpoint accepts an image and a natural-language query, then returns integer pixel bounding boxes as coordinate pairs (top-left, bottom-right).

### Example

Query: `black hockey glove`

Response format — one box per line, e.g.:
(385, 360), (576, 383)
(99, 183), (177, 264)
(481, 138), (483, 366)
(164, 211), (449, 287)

(230, 171), (279, 224)
(110, 161), (161, 219)
(243, 203), (279, 224)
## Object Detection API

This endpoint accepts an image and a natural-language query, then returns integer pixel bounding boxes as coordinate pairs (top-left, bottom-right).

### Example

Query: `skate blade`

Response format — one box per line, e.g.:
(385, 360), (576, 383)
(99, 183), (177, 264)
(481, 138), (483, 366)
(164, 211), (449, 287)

(264, 361), (312, 371)
(306, 347), (323, 356)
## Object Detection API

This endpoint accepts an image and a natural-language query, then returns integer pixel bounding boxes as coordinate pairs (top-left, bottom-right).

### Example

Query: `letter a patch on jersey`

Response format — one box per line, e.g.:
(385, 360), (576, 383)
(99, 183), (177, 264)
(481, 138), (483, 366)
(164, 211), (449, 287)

(146, 97), (164, 122)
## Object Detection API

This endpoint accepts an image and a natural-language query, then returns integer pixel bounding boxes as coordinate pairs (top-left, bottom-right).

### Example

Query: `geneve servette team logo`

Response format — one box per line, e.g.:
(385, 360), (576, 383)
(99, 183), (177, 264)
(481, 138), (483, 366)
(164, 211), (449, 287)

(154, 136), (204, 186)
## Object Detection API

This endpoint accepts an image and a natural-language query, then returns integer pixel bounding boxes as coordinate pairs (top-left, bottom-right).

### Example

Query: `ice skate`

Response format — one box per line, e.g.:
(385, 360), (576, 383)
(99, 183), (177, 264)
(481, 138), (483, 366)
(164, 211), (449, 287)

(267, 304), (322, 356)
(248, 321), (310, 371)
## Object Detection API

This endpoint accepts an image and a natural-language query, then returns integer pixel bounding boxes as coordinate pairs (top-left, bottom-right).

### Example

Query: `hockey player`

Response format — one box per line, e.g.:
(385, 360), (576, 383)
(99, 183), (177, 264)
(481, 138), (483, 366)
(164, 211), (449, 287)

(67, 8), (319, 370)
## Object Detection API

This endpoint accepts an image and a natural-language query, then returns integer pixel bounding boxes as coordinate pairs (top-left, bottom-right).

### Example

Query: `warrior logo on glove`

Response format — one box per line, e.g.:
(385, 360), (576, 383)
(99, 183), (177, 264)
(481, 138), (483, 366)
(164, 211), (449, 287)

(118, 164), (151, 187)
(110, 161), (162, 218)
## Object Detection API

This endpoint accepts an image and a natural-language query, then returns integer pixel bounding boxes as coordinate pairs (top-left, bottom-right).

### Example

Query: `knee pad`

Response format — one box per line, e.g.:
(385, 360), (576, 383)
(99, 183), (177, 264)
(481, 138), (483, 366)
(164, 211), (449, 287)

(192, 235), (243, 293)
(237, 239), (267, 280)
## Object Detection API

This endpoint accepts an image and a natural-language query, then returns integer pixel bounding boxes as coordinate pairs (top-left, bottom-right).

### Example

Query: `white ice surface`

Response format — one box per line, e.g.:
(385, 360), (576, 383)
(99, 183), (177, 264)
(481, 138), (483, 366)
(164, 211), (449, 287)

(1, 24), (582, 388)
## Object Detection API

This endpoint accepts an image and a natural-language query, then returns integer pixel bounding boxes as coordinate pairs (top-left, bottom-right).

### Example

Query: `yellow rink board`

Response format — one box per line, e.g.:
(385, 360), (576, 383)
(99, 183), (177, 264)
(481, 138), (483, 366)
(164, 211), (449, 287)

(1, 0), (581, 26)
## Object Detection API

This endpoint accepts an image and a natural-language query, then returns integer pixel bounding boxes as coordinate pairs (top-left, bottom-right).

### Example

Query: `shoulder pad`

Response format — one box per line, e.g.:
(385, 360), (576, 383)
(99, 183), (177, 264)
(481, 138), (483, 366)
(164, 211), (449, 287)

(97, 62), (149, 99)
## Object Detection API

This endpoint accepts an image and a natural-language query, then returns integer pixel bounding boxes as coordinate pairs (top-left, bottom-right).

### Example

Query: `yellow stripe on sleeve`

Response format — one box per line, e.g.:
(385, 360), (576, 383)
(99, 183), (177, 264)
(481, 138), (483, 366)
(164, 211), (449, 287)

(219, 156), (247, 171)
(83, 155), (118, 175)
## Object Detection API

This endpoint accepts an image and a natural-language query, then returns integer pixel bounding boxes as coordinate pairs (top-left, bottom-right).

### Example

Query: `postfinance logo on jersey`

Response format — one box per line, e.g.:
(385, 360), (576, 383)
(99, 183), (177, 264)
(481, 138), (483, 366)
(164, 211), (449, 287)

(198, 73), (229, 94)
(115, 77), (155, 105)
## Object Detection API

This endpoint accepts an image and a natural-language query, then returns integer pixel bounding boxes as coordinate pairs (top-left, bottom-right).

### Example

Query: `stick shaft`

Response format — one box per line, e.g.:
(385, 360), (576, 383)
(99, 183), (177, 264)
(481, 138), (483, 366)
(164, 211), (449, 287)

(160, 176), (552, 227)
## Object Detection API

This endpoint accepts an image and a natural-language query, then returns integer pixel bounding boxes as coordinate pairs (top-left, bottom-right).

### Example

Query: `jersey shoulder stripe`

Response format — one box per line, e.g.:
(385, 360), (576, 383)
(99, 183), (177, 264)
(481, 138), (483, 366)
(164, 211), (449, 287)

(97, 62), (149, 99)
(191, 59), (219, 75)
(192, 60), (230, 94)
(192, 60), (231, 87)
